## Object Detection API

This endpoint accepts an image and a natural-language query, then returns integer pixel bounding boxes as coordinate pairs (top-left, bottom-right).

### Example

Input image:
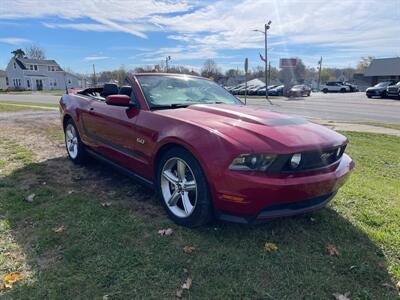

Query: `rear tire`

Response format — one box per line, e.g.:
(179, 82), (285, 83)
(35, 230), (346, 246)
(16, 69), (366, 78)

(322, 88), (328, 93)
(340, 88), (346, 93)
(157, 147), (213, 227)
(64, 119), (88, 164)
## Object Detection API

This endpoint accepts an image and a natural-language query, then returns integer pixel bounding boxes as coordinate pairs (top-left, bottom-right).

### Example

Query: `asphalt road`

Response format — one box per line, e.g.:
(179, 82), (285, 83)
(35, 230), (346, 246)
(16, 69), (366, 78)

(0, 92), (399, 124)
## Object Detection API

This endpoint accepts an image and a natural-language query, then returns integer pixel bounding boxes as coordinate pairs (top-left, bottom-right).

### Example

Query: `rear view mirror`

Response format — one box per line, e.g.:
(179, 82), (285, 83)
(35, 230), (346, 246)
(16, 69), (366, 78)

(106, 95), (133, 107)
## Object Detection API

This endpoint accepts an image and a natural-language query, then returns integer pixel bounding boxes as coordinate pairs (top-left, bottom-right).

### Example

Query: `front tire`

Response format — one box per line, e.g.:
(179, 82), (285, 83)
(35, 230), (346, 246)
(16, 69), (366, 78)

(64, 119), (88, 164)
(157, 147), (213, 227)
(322, 88), (328, 93)
(340, 88), (346, 93)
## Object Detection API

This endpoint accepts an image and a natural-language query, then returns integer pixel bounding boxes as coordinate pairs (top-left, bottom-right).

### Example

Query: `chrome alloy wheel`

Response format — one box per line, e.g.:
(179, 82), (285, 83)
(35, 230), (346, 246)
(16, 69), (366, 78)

(161, 158), (197, 218)
(65, 124), (78, 159)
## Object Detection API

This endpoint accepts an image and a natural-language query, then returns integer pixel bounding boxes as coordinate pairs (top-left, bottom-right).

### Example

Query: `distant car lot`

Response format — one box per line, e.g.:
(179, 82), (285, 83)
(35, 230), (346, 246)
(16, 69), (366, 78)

(242, 92), (400, 124)
(0, 91), (399, 124)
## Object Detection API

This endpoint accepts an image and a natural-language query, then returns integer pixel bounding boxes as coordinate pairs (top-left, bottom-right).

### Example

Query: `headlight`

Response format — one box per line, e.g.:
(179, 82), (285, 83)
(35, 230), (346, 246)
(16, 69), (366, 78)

(229, 154), (276, 171)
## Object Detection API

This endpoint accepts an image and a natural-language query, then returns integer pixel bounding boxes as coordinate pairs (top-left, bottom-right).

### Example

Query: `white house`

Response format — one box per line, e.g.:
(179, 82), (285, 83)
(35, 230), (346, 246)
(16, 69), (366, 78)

(0, 70), (7, 90)
(5, 57), (80, 90)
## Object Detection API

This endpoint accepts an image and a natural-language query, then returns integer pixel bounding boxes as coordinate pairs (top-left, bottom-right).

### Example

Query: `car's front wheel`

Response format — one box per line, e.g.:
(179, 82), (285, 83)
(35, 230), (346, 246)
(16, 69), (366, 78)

(64, 119), (87, 164)
(157, 147), (213, 227)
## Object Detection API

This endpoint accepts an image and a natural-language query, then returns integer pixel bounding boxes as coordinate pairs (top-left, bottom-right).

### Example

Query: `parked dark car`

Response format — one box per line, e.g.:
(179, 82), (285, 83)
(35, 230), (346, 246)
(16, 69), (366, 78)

(288, 84), (311, 97)
(366, 81), (396, 98)
(248, 85), (264, 95)
(341, 82), (358, 92)
(256, 85), (276, 96)
(268, 85), (284, 96)
(386, 81), (400, 99)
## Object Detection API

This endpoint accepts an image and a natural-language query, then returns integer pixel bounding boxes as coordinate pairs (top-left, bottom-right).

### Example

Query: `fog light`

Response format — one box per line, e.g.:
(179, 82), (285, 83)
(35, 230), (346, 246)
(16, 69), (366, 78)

(290, 153), (302, 168)
(336, 147), (341, 157)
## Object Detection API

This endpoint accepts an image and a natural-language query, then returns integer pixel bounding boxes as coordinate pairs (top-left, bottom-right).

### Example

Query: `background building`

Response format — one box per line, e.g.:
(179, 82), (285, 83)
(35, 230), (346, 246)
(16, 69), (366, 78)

(6, 57), (80, 90)
(364, 57), (400, 85)
(0, 70), (7, 90)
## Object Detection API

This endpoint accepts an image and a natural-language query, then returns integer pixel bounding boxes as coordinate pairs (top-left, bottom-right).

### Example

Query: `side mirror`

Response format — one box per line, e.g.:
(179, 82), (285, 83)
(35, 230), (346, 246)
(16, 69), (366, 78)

(106, 95), (134, 107)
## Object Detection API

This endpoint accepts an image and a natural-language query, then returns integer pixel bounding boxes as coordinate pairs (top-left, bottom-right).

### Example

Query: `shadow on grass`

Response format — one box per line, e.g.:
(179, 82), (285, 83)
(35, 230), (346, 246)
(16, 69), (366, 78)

(0, 157), (397, 299)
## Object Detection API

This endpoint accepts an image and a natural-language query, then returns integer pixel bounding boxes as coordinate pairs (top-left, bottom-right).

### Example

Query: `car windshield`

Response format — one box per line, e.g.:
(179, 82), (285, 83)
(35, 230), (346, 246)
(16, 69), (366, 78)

(374, 82), (389, 87)
(136, 75), (241, 108)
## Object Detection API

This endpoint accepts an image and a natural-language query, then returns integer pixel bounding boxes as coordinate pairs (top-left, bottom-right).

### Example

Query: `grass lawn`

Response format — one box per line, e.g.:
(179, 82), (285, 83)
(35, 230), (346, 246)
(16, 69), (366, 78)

(0, 102), (58, 112)
(0, 131), (399, 299)
(0, 90), (65, 96)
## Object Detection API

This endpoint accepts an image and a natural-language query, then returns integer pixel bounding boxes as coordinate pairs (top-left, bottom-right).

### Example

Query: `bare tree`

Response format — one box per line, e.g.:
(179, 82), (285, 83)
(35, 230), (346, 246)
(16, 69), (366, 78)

(26, 45), (46, 60)
(356, 56), (375, 73)
(201, 59), (221, 80)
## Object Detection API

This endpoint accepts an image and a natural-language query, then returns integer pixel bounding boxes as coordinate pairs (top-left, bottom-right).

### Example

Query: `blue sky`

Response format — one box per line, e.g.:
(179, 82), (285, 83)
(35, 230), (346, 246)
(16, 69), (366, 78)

(0, 0), (399, 74)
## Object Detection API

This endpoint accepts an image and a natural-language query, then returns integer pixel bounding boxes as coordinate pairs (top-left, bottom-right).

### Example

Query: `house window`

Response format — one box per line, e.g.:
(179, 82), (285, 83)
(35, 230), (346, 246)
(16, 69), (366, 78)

(13, 62), (16, 69)
(6, 77), (8, 85)
(68, 80), (71, 84)
(54, 81), (57, 86)
(51, 66), (55, 71)
(34, 65), (38, 71)
(27, 80), (30, 88)
(30, 65), (34, 70)
(18, 79), (21, 86)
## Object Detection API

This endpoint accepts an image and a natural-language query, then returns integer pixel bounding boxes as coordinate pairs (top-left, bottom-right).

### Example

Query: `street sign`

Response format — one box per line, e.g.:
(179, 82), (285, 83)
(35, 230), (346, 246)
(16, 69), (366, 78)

(280, 58), (299, 68)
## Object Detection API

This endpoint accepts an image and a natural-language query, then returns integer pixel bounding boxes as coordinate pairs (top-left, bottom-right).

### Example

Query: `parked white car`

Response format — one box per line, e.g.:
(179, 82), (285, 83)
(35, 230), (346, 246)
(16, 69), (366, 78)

(320, 82), (351, 93)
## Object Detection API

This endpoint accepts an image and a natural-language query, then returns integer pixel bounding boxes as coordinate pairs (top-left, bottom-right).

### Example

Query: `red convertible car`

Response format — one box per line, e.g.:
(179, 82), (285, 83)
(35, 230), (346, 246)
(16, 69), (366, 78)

(60, 73), (354, 227)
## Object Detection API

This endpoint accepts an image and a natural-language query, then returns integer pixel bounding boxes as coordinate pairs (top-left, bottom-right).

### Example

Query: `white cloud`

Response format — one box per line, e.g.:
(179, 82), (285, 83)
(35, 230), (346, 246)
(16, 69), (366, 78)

(0, 37), (31, 45)
(83, 56), (110, 61)
(1, 0), (399, 66)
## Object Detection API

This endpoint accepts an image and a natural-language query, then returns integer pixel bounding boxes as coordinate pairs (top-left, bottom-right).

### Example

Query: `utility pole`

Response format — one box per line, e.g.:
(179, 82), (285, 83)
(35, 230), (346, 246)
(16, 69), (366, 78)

(253, 21), (272, 105)
(268, 62), (271, 87)
(92, 64), (96, 87)
(244, 58), (248, 105)
(317, 56), (322, 91)
(165, 56), (171, 73)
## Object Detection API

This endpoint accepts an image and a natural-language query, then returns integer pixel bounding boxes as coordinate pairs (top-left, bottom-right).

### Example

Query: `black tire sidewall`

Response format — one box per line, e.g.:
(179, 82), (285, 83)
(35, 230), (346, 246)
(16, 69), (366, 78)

(156, 147), (213, 227)
(65, 119), (87, 164)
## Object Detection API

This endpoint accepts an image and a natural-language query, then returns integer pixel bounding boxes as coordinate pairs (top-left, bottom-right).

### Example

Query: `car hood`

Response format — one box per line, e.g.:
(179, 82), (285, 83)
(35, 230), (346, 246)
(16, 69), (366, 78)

(155, 104), (347, 153)
(367, 86), (385, 91)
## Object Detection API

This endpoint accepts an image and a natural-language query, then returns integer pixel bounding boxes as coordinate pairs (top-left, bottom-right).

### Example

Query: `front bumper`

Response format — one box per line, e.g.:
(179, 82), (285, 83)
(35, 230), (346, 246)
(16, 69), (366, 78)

(213, 154), (354, 223)
(366, 89), (384, 97)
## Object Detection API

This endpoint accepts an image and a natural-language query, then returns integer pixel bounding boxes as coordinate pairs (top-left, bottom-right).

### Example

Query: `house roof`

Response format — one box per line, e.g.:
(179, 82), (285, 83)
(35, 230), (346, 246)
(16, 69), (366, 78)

(0, 70), (6, 77)
(15, 57), (63, 71)
(364, 57), (400, 77)
(18, 58), (59, 65)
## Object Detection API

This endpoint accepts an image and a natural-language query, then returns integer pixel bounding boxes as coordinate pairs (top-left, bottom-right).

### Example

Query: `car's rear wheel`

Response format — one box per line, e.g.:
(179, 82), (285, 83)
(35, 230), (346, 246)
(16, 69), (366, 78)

(157, 147), (213, 227)
(322, 88), (328, 93)
(340, 88), (346, 93)
(64, 119), (87, 164)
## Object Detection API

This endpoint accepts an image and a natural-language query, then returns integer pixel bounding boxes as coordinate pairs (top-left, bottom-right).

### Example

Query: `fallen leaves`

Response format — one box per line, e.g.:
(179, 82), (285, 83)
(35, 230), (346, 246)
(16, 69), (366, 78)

(158, 228), (173, 236)
(333, 292), (350, 300)
(264, 242), (278, 252)
(52, 225), (66, 233)
(0, 272), (24, 289)
(25, 193), (35, 203)
(176, 277), (192, 298)
(183, 246), (195, 254)
(182, 277), (192, 290)
(326, 244), (340, 256)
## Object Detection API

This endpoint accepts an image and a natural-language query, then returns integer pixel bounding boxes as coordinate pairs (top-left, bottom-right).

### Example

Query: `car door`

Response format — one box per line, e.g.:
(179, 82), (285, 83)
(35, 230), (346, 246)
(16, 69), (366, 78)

(80, 93), (146, 174)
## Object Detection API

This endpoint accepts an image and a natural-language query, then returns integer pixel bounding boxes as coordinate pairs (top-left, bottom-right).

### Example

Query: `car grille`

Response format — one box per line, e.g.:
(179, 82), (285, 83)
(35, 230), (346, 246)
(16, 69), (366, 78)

(277, 145), (346, 172)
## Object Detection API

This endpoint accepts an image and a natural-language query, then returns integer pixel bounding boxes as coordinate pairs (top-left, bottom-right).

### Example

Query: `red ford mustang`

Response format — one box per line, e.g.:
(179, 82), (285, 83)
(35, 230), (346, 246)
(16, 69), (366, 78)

(60, 73), (354, 227)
